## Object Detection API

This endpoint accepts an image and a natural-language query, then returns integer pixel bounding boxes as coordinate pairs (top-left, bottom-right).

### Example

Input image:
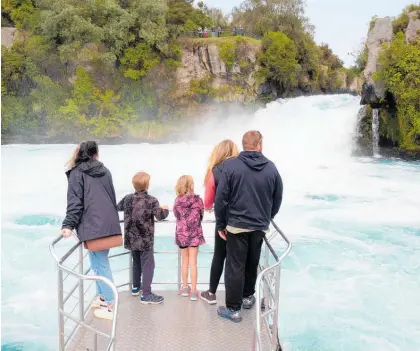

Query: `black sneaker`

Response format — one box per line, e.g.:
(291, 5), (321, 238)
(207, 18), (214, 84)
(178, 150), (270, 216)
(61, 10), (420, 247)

(242, 295), (256, 309)
(200, 290), (217, 305)
(131, 283), (143, 296)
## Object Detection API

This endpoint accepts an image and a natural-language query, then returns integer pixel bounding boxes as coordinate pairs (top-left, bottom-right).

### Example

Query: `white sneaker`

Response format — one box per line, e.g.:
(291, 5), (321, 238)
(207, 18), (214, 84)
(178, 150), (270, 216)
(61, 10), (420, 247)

(91, 297), (107, 308)
(93, 307), (113, 320)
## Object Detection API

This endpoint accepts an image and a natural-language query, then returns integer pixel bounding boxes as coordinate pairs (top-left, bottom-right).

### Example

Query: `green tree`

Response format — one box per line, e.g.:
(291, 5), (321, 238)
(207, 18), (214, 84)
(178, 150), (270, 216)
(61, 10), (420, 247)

(374, 32), (420, 149)
(120, 43), (160, 80)
(317, 43), (343, 69)
(258, 31), (300, 91)
(131, 0), (168, 47)
(231, 0), (309, 39)
(1, 95), (38, 134)
(1, 0), (40, 31)
(296, 32), (320, 81)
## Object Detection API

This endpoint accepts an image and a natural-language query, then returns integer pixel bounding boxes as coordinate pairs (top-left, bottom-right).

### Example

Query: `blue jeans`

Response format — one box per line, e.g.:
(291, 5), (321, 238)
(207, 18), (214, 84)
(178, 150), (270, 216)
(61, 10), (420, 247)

(88, 249), (114, 303)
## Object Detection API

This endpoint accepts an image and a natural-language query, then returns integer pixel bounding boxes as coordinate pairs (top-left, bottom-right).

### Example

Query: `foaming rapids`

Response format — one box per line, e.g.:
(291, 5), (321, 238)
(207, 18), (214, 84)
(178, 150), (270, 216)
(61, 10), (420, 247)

(2, 94), (420, 351)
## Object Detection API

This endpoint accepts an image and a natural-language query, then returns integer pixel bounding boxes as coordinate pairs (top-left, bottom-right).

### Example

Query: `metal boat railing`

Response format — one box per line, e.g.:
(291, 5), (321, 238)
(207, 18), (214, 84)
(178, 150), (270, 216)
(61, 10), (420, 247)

(49, 235), (119, 351)
(49, 217), (291, 351)
(253, 220), (292, 351)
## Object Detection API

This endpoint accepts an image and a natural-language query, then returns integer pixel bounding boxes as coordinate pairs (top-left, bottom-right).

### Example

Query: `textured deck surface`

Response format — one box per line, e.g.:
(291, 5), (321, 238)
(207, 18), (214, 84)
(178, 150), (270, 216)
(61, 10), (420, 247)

(68, 290), (272, 351)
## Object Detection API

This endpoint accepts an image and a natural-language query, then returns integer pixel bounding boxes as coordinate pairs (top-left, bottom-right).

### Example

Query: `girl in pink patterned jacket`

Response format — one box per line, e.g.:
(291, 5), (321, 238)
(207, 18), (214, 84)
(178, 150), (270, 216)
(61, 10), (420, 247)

(173, 175), (205, 301)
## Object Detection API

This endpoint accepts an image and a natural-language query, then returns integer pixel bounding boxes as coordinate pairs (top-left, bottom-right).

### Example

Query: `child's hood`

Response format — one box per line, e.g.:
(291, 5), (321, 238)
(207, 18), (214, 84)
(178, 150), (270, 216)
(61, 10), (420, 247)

(176, 194), (202, 209)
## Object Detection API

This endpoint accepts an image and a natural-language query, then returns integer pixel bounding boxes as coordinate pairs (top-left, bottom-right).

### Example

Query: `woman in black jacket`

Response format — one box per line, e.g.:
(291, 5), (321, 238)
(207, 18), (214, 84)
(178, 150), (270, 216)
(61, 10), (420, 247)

(61, 141), (121, 320)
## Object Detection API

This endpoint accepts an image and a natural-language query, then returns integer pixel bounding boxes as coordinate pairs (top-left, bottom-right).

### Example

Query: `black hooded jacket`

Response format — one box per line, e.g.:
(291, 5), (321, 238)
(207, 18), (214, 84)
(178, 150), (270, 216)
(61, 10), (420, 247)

(62, 160), (121, 242)
(212, 162), (224, 187)
(214, 151), (283, 231)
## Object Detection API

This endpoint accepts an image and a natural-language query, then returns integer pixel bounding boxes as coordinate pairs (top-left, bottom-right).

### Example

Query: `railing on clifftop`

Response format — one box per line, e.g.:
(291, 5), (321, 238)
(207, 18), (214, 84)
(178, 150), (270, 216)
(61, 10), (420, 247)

(179, 29), (262, 40)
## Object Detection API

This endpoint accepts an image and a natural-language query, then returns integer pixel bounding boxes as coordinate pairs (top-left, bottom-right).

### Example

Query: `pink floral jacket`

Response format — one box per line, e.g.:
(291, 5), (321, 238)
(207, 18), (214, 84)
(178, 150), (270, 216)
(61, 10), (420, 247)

(173, 194), (205, 247)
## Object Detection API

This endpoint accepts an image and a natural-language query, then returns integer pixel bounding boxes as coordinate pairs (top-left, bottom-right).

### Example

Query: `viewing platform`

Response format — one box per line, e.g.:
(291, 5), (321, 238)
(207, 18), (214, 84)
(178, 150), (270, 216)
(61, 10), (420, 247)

(67, 290), (271, 351)
(49, 218), (291, 351)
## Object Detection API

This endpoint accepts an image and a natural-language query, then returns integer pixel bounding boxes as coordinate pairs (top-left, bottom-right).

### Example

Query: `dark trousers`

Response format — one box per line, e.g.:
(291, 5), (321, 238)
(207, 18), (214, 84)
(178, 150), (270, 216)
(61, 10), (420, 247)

(132, 250), (155, 296)
(225, 230), (264, 311)
(209, 227), (227, 294)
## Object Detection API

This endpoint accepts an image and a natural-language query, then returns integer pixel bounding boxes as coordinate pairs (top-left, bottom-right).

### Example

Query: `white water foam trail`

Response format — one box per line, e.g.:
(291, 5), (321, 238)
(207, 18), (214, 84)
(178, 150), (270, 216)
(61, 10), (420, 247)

(1, 94), (420, 350)
(372, 108), (380, 157)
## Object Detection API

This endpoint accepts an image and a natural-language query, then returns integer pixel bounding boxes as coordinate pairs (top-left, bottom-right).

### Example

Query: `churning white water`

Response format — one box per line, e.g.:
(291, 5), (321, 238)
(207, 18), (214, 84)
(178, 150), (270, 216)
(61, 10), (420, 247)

(1, 95), (420, 351)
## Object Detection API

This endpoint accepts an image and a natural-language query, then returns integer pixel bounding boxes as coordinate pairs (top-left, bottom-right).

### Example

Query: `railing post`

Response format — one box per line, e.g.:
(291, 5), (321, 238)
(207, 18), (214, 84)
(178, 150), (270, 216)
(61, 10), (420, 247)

(78, 245), (84, 322)
(263, 241), (270, 314)
(177, 248), (181, 291)
(271, 265), (282, 351)
(57, 268), (65, 350)
(128, 251), (133, 291)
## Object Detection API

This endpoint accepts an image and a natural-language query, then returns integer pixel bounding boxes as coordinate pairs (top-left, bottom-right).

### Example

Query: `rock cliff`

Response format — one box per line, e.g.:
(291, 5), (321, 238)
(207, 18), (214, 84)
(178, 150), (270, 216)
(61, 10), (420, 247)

(175, 38), (360, 106)
(357, 8), (420, 160)
(406, 11), (420, 42)
(1, 27), (17, 48)
(175, 38), (260, 103)
(360, 17), (393, 106)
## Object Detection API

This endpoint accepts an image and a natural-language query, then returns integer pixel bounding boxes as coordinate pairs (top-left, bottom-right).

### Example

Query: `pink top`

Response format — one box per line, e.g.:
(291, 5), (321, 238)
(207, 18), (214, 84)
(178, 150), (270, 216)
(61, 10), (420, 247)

(204, 172), (216, 210)
(173, 194), (205, 247)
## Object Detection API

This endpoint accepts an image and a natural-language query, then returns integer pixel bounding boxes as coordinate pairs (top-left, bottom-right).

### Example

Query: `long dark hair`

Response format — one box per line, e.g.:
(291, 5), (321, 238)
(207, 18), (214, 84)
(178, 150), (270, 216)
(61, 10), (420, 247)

(66, 141), (99, 169)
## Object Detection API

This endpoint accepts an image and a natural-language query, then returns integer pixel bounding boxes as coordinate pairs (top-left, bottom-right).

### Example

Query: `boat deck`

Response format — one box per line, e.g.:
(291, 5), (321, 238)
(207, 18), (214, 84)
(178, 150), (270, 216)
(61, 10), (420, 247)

(68, 290), (271, 351)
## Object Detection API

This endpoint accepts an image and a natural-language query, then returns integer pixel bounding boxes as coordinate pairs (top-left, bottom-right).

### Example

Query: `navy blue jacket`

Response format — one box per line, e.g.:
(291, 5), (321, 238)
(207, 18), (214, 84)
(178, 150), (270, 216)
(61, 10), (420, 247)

(214, 151), (283, 231)
(62, 160), (121, 242)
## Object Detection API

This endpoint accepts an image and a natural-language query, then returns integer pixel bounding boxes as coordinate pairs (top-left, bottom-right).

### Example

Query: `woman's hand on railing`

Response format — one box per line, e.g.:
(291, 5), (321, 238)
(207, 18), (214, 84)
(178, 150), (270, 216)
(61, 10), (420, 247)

(61, 228), (72, 238)
(218, 230), (227, 241)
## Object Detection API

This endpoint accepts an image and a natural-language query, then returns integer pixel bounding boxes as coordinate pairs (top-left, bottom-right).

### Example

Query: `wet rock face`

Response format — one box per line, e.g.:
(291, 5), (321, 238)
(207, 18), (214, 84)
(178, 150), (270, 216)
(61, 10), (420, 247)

(360, 82), (383, 108)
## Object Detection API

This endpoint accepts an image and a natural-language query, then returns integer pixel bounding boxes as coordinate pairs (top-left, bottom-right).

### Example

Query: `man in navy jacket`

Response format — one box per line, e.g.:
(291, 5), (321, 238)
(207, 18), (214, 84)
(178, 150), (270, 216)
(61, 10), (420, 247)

(214, 130), (283, 323)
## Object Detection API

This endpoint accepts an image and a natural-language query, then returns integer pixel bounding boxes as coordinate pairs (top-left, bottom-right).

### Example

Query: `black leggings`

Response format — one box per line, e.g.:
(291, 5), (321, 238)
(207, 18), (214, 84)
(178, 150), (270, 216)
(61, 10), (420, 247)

(209, 226), (227, 294)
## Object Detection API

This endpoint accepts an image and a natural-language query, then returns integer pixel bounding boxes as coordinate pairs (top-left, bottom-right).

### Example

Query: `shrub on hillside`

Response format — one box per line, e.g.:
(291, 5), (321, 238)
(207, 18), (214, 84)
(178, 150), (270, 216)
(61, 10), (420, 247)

(374, 32), (420, 149)
(257, 31), (300, 91)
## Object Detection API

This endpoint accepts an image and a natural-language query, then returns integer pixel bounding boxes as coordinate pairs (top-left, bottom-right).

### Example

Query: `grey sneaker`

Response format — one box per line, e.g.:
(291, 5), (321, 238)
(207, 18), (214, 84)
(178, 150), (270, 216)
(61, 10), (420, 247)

(242, 295), (256, 309)
(140, 293), (164, 305)
(200, 290), (217, 305)
(217, 306), (242, 323)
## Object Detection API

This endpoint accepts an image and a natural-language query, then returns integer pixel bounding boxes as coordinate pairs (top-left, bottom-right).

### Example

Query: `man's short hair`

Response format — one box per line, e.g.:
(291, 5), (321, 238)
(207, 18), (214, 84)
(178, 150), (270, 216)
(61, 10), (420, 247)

(132, 172), (150, 192)
(242, 130), (263, 151)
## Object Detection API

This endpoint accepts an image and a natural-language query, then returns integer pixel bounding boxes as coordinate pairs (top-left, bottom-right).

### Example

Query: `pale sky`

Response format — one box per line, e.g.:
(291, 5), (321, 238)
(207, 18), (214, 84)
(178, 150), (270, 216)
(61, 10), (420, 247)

(204, 0), (415, 67)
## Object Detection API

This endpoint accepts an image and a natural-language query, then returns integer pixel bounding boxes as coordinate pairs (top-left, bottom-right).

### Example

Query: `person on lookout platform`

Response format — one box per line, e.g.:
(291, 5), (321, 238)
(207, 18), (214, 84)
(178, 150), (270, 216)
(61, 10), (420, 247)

(214, 130), (283, 323)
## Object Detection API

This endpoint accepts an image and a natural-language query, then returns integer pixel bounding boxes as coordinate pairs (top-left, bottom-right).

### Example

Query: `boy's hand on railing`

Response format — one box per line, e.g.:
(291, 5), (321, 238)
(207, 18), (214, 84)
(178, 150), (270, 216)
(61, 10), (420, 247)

(61, 228), (72, 238)
(161, 205), (169, 210)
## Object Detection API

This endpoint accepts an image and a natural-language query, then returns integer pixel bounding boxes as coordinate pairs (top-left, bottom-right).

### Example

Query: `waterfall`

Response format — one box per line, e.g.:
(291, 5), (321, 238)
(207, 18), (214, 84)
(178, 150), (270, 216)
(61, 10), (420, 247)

(355, 106), (367, 138)
(372, 108), (379, 156)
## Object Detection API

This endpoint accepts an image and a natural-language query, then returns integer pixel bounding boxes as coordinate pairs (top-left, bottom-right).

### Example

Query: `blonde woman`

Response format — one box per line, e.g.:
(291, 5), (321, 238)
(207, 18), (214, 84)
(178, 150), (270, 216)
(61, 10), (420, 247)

(200, 140), (239, 305)
(173, 175), (205, 301)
